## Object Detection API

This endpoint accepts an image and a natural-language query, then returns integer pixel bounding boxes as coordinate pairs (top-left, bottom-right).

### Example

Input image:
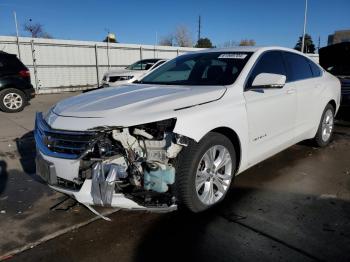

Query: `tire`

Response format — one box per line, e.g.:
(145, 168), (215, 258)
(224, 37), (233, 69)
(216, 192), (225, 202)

(175, 132), (236, 213)
(0, 88), (27, 113)
(313, 104), (335, 147)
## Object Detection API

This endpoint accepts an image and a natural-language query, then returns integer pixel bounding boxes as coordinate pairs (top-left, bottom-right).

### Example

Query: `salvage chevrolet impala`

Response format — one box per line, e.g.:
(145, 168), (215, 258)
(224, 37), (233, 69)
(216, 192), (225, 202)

(35, 47), (341, 214)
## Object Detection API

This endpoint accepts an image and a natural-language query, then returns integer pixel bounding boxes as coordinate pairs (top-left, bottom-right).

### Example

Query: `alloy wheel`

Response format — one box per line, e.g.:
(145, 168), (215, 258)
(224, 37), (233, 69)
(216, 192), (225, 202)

(195, 145), (233, 205)
(3, 92), (23, 110)
(321, 109), (334, 142)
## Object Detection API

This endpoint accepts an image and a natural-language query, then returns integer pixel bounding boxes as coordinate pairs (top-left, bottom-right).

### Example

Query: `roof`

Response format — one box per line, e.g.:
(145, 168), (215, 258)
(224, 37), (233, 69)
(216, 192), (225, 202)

(189, 46), (303, 54)
(0, 51), (15, 56)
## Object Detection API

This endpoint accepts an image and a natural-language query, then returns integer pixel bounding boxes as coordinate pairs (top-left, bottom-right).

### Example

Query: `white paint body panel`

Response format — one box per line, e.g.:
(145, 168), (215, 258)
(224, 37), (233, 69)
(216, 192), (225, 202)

(38, 46), (341, 209)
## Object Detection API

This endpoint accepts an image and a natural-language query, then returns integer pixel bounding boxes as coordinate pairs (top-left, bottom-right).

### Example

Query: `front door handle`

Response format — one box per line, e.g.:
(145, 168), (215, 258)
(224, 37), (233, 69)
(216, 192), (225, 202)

(286, 90), (295, 95)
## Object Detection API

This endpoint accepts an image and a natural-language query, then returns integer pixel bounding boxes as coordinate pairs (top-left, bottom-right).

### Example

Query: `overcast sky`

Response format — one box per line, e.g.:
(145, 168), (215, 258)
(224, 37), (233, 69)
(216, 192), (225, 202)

(0, 0), (349, 48)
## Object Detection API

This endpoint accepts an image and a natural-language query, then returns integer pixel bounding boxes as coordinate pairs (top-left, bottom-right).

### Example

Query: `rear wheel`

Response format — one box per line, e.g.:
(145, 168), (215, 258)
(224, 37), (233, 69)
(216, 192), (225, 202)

(313, 104), (335, 147)
(0, 88), (26, 113)
(175, 132), (236, 213)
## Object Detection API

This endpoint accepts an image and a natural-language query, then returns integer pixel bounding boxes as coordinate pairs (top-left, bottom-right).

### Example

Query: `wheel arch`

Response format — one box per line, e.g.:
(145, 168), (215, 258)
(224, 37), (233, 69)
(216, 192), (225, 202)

(328, 99), (336, 112)
(210, 126), (242, 174)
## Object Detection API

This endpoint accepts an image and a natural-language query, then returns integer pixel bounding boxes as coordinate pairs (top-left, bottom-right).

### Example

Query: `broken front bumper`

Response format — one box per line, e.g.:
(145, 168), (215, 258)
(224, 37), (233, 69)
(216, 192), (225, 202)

(35, 150), (148, 209)
(34, 112), (177, 211)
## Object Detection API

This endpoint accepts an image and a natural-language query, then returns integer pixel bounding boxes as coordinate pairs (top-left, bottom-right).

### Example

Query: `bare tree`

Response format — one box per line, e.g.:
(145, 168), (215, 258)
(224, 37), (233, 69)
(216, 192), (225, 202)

(239, 39), (256, 46)
(23, 22), (52, 38)
(159, 34), (174, 46)
(174, 25), (193, 47)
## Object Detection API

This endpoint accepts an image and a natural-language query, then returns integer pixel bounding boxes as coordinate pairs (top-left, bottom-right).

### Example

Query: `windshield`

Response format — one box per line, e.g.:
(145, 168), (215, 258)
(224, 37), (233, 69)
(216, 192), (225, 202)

(138, 52), (253, 86)
(126, 59), (160, 70)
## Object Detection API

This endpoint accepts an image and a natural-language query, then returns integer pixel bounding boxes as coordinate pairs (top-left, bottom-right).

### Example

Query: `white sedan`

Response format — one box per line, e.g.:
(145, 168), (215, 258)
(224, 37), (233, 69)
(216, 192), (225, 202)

(101, 59), (167, 87)
(35, 47), (340, 214)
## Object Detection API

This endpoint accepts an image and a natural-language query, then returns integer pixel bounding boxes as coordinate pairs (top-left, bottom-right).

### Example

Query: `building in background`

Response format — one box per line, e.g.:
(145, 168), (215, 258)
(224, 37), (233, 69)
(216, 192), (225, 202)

(328, 30), (350, 45)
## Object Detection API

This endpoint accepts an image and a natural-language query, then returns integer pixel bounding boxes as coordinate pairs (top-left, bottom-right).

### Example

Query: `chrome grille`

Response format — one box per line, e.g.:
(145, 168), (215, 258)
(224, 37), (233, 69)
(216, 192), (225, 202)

(35, 112), (97, 159)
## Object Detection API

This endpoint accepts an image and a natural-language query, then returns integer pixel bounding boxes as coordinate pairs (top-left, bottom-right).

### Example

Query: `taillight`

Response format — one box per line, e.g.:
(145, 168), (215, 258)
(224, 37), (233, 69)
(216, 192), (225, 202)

(19, 70), (30, 78)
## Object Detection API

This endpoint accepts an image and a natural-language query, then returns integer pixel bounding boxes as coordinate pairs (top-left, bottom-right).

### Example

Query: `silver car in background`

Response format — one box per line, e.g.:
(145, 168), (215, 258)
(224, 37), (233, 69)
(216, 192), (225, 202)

(101, 59), (167, 87)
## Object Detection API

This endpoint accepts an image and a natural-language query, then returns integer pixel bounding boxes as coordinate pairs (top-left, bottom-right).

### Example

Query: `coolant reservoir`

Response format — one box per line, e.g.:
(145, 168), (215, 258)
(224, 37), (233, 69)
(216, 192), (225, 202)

(144, 164), (175, 193)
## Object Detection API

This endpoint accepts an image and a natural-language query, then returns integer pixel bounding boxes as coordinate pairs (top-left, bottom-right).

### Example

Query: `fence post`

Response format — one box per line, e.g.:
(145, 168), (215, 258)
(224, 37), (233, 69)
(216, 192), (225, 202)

(139, 46), (143, 60)
(106, 41), (110, 69)
(16, 38), (21, 61)
(30, 40), (39, 92)
(94, 44), (100, 86)
(176, 49), (179, 56)
(14, 11), (21, 60)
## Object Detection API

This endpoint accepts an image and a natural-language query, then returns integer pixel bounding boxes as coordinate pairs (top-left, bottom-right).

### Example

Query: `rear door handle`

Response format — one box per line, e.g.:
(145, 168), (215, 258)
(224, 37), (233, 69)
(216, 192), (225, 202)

(286, 90), (295, 94)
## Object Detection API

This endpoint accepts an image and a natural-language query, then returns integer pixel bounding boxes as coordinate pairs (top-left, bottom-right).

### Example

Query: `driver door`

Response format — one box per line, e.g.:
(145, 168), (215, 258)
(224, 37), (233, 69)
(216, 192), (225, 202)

(243, 51), (297, 166)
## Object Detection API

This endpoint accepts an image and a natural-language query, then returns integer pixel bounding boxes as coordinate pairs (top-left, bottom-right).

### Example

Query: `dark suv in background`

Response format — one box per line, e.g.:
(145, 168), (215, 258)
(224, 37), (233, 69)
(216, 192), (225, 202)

(0, 51), (35, 112)
(319, 43), (350, 106)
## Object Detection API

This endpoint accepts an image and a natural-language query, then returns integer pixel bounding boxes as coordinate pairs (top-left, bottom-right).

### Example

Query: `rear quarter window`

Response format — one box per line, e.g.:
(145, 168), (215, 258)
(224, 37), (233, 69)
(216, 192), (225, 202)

(308, 60), (322, 77)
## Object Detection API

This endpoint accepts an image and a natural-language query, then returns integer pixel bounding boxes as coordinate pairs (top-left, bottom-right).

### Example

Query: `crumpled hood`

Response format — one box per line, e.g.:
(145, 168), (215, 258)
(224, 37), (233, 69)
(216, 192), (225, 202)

(52, 84), (226, 124)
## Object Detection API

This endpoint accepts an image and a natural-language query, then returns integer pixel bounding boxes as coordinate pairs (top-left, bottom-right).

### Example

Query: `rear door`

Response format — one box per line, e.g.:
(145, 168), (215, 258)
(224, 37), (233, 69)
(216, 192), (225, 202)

(244, 51), (297, 165)
(282, 52), (321, 136)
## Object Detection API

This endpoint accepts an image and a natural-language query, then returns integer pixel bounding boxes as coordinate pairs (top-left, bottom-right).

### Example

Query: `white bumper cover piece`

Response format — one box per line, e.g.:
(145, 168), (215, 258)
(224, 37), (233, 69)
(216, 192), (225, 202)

(37, 150), (147, 209)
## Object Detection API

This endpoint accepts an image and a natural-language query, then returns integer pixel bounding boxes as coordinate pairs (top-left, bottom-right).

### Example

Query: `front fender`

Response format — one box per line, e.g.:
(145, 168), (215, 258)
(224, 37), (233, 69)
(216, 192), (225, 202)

(173, 98), (249, 173)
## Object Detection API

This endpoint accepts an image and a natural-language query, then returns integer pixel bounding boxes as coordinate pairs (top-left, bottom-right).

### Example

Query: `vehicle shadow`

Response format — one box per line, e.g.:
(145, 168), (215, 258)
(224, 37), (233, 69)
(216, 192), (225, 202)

(134, 185), (350, 262)
(15, 131), (45, 184)
(0, 161), (8, 195)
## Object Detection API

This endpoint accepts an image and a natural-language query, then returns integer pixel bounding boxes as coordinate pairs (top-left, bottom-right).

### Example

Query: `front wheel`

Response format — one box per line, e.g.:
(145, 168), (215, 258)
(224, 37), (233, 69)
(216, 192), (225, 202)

(175, 132), (236, 213)
(313, 104), (335, 147)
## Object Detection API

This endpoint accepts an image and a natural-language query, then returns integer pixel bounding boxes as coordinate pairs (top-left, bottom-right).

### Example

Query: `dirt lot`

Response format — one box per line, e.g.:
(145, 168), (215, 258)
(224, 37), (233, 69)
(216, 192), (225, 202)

(0, 92), (350, 261)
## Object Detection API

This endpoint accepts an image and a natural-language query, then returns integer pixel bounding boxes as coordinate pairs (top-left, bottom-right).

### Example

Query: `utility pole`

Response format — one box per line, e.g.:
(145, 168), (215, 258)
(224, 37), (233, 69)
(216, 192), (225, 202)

(317, 36), (321, 53)
(154, 31), (158, 58)
(197, 15), (201, 42)
(301, 0), (308, 53)
(105, 28), (111, 69)
(13, 11), (21, 60)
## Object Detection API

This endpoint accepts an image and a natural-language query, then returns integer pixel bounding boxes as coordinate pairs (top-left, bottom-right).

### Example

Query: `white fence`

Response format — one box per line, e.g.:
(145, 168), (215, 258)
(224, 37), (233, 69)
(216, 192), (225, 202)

(0, 36), (200, 93)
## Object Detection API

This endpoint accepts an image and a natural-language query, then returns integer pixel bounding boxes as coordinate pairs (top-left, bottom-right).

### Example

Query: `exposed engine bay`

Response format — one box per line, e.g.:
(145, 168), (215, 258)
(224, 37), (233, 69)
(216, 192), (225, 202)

(75, 119), (189, 209)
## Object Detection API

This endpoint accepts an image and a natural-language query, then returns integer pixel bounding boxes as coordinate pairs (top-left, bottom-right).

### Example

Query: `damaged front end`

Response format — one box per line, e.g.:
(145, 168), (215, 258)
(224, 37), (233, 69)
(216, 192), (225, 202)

(34, 112), (189, 212)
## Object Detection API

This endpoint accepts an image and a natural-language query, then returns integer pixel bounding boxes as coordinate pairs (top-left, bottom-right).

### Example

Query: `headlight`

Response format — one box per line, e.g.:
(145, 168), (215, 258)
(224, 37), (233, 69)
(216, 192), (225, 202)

(130, 118), (177, 140)
(118, 75), (134, 81)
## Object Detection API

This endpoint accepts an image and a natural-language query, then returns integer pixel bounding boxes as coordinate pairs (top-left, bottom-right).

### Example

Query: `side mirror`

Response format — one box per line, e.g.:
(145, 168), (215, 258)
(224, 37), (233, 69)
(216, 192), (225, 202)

(251, 73), (286, 88)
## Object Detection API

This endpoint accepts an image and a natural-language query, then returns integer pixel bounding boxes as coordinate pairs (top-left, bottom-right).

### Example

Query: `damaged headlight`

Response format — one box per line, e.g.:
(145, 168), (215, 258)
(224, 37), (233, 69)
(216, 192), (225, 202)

(130, 118), (177, 140)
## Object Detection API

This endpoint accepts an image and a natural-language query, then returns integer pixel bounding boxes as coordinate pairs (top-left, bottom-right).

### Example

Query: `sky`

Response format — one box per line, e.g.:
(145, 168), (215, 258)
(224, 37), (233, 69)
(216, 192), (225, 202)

(0, 0), (349, 48)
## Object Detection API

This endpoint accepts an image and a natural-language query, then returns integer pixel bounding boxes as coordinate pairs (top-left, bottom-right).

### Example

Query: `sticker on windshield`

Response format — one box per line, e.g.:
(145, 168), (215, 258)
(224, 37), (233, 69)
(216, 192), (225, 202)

(218, 53), (247, 59)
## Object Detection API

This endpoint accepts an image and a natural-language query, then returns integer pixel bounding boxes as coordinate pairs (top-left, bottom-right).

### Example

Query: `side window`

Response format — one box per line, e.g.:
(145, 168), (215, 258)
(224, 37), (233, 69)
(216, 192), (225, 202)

(283, 52), (313, 81)
(246, 51), (286, 87)
(152, 59), (195, 82)
(308, 60), (322, 77)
